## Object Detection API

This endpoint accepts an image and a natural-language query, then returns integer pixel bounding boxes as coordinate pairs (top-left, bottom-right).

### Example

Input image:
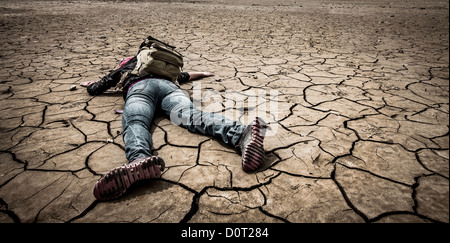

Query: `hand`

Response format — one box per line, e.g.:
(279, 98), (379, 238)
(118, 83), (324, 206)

(80, 81), (95, 87)
(188, 72), (215, 81)
(200, 72), (215, 78)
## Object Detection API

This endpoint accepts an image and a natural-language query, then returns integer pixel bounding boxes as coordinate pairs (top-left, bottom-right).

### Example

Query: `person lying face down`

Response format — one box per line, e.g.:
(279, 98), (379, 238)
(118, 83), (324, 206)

(82, 40), (266, 201)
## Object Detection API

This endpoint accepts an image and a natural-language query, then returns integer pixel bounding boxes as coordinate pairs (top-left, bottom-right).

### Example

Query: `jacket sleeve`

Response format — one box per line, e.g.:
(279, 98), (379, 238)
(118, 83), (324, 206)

(87, 56), (137, 95)
(177, 72), (191, 84)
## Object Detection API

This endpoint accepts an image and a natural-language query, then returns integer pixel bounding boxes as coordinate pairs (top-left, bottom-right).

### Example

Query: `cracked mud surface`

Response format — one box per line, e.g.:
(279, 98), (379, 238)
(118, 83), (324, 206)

(0, 0), (448, 223)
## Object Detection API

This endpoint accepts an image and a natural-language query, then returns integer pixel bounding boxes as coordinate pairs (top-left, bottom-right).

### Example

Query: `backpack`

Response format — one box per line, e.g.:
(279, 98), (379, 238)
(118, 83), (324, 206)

(115, 36), (184, 90)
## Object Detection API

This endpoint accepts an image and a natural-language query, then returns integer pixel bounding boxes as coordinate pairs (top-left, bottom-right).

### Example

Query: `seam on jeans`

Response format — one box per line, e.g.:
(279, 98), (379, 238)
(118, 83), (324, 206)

(125, 125), (151, 161)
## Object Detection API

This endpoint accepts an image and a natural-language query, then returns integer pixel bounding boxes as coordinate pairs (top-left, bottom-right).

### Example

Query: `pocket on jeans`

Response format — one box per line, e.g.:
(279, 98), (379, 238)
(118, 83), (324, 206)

(129, 80), (147, 94)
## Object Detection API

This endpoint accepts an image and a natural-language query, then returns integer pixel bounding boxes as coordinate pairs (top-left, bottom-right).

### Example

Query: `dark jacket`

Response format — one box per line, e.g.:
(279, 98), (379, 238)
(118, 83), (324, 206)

(87, 56), (190, 100)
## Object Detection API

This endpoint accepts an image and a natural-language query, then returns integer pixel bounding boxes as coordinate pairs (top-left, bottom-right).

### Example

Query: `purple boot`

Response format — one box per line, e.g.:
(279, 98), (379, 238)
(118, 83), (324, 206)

(93, 156), (165, 201)
(237, 117), (266, 172)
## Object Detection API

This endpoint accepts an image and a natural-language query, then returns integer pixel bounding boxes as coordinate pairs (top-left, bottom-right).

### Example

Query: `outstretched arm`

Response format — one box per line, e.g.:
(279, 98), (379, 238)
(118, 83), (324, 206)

(177, 71), (215, 84)
(187, 72), (215, 81)
(80, 56), (137, 94)
(82, 70), (215, 88)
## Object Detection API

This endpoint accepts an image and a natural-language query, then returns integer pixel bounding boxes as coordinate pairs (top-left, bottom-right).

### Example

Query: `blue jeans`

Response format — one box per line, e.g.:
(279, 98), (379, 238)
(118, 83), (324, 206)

(122, 78), (246, 162)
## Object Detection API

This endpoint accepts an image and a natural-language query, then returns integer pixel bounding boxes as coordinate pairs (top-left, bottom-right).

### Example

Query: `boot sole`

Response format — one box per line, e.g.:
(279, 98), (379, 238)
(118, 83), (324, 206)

(242, 117), (266, 172)
(93, 156), (164, 201)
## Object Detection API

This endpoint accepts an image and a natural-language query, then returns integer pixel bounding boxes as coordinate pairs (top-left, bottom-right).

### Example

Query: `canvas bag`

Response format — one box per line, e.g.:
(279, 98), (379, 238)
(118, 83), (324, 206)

(115, 36), (184, 90)
(132, 43), (183, 82)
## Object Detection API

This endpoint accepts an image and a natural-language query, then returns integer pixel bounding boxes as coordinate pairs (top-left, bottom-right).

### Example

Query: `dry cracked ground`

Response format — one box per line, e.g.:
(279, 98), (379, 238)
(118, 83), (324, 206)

(0, 0), (448, 223)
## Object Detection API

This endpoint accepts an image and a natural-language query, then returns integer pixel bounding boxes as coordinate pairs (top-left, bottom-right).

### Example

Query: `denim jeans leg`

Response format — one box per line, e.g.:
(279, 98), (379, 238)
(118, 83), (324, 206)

(122, 81), (157, 162)
(160, 88), (246, 147)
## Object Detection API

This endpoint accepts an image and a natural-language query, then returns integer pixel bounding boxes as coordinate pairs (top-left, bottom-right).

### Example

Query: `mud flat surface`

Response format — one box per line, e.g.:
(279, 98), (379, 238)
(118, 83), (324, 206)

(0, 0), (448, 223)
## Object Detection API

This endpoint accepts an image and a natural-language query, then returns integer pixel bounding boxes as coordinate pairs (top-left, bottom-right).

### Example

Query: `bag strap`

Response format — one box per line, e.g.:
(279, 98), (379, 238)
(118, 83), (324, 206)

(150, 43), (183, 59)
(139, 36), (176, 50)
